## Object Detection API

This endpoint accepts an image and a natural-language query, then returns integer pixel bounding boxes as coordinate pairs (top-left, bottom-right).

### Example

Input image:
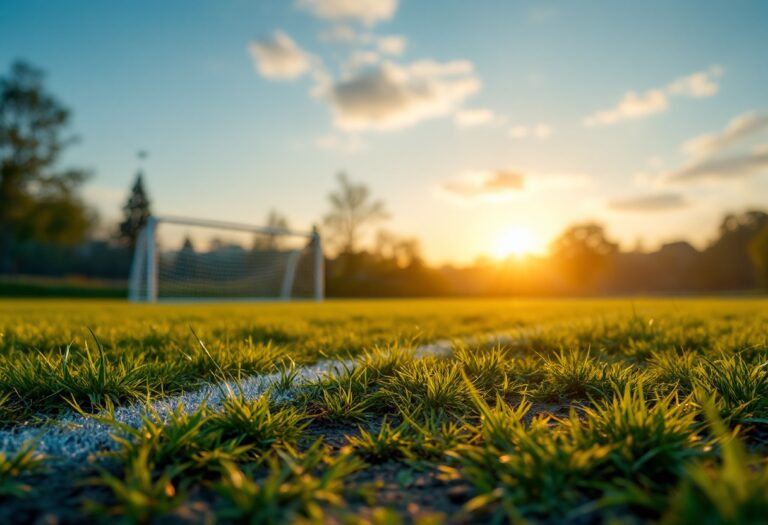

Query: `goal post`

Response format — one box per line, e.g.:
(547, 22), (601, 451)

(128, 215), (324, 303)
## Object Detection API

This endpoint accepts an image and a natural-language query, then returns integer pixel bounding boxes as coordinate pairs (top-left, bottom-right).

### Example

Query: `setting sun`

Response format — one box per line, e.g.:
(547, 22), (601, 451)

(493, 226), (538, 259)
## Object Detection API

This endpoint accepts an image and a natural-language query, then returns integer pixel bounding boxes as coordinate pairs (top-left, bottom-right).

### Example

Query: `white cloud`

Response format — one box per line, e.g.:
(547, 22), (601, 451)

(660, 111), (768, 184)
(342, 50), (380, 74)
(319, 24), (359, 43)
(508, 123), (553, 140)
(314, 133), (367, 153)
(439, 169), (589, 204)
(320, 59), (481, 131)
(667, 149), (768, 183)
(297, 0), (398, 25)
(584, 89), (668, 127)
(683, 112), (768, 157)
(453, 108), (499, 127)
(667, 65), (723, 98)
(407, 59), (474, 77)
(248, 31), (312, 80)
(440, 170), (524, 202)
(318, 28), (405, 57)
(377, 35), (407, 55)
(584, 66), (723, 127)
(608, 192), (688, 212)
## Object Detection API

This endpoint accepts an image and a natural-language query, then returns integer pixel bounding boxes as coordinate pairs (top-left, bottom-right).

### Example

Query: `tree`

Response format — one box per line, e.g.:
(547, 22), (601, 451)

(699, 210), (768, 290)
(550, 222), (618, 288)
(749, 224), (768, 289)
(374, 229), (422, 268)
(323, 172), (388, 254)
(174, 235), (198, 279)
(118, 172), (151, 247)
(252, 210), (289, 251)
(0, 60), (91, 272)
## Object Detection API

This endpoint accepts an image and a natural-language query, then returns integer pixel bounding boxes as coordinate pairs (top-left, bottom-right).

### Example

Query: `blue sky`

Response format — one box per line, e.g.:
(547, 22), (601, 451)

(2, 0), (768, 262)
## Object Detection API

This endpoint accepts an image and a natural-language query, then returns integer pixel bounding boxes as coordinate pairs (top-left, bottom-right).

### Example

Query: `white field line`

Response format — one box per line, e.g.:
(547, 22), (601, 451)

(0, 330), (535, 465)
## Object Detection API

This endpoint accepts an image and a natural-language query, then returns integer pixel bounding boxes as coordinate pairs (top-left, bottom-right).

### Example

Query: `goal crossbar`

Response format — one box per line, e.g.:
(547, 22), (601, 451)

(153, 215), (315, 238)
(128, 215), (324, 303)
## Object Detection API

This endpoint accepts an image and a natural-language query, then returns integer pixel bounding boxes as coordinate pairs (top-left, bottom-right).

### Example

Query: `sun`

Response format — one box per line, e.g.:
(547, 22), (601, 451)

(493, 226), (538, 259)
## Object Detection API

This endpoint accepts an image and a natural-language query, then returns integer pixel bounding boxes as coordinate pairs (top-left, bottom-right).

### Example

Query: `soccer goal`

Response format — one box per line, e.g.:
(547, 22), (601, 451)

(128, 215), (324, 303)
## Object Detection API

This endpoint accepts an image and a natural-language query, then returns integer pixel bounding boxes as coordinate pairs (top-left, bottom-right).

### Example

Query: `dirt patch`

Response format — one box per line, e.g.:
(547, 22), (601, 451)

(343, 461), (474, 524)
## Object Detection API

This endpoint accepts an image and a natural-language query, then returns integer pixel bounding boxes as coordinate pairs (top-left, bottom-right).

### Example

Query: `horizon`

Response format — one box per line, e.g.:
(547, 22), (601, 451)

(2, 0), (768, 264)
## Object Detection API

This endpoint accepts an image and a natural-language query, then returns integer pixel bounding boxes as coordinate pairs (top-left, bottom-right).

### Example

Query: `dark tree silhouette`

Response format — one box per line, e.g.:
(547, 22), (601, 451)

(550, 223), (618, 288)
(252, 209), (289, 251)
(118, 172), (151, 247)
(374, 229), (422, 268)
(174, 235), (197, 279)
(749, 224), (768, 289)
(0, 60), (91, 272)
(323, 172), (388, 254)
(698, 210), (768, 290)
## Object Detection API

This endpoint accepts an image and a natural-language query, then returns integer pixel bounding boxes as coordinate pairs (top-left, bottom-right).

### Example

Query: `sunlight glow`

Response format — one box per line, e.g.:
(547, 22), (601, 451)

(493, 226), (538, 259)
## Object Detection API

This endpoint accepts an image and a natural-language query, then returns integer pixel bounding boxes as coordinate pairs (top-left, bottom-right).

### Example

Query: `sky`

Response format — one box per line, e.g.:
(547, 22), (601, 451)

(2, 0), (768, 263)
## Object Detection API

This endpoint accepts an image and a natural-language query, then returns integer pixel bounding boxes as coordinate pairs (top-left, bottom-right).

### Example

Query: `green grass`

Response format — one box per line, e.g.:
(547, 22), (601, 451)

(1, 298), (768, 523)
(0, 440), (46, 498)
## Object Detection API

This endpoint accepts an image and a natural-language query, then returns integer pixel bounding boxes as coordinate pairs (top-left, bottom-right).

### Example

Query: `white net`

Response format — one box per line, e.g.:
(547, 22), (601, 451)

(129, 218), (321, 302)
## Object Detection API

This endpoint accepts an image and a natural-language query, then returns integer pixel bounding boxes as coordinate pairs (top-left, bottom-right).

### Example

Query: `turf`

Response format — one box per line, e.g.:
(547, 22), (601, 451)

(0, 298), (767, 524)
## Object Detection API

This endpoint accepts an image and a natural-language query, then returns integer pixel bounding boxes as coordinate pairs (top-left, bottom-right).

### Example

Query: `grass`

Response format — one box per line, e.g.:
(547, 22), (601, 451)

(0, 440), (46, 498)
(215, 441), (364, 525)
(660, 404), (768, 525)
(0, 298), (768, 523)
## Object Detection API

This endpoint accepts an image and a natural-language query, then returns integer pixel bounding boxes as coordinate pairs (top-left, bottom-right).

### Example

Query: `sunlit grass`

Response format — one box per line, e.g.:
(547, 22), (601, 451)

(1, 298), (768, 523)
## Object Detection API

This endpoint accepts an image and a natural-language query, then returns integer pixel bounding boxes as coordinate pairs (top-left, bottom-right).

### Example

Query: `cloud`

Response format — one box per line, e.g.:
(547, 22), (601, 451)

(297, 0), (398, 25)
(441, 170), (524, 200)
(406, 60), (474, 76)
(666, 148), (768, 183)
(342, 50), (380, 74)
(509, 123), (553, 139)
(377, 35), (406, 55)
(320, 59), (480, 131)
(584, 89), (669, 127)
(608, 192), (688, 211)
(248, 31), (312, 80)
(319, 24), (359, 43)
(584, 66), (722, 127)
(453, 108), (500, 127)
(439, 169), (589, 204)
(318, 27), (405, 58)
(683, 112), (768, 157)
(655, 111), (768, 184)
(667, 65), (723, 98)
(314, 133), (367, 153)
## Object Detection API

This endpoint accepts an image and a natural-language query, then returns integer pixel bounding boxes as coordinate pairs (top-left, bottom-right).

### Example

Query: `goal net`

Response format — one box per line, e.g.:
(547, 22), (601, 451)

(128, 216), (324, 302)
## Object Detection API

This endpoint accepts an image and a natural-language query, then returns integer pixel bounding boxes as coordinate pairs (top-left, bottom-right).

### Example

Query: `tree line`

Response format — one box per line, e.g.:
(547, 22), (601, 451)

(3, 59), (768, 296)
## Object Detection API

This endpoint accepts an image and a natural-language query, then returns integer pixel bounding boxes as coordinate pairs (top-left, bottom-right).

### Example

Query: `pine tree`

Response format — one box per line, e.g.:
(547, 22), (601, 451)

(118, 172), (151, 247)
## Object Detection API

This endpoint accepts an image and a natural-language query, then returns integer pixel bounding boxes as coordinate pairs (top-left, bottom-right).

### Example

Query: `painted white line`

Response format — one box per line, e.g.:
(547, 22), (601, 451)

(0, 326), (544, 465)
(0, 341), (454, 464)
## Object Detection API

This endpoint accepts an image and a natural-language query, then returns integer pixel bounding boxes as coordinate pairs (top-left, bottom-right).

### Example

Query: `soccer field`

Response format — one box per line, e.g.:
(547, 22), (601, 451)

(1, 298), (767, 524)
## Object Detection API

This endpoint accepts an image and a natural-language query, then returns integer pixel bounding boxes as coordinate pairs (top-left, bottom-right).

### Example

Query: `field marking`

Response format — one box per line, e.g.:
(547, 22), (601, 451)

(0, 328), (537, 465)
(0, 355), (357, 465)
